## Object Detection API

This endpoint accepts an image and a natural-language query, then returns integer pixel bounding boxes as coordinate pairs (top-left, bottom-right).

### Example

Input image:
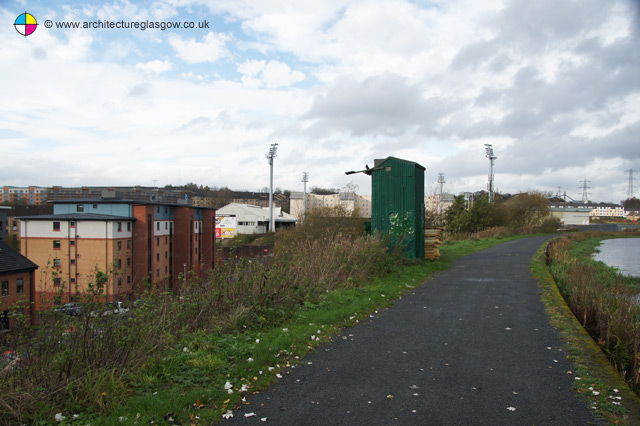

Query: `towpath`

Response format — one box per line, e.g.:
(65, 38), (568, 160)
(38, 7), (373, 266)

(224, 236), (603, 425)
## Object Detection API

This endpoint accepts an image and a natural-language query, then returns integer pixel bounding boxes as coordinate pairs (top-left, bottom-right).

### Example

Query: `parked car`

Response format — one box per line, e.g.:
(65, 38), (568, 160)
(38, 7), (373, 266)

(54, 303), (83, 316)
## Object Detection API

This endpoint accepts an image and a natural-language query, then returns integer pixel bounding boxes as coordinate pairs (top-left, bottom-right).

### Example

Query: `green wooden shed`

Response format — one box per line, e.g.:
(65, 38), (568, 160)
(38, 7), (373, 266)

(370, 157), (425, 259)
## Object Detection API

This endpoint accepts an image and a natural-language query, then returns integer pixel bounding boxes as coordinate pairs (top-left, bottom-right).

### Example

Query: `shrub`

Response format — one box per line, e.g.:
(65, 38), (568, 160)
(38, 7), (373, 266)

(0, 206), (399, 423)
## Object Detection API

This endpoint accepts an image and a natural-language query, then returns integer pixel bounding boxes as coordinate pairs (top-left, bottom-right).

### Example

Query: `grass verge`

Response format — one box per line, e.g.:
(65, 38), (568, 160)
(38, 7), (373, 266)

(531, 239), (640, 426)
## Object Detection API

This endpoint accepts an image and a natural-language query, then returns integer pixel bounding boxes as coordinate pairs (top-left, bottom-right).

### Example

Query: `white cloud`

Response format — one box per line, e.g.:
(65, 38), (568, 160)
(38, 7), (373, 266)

(136, 59), (173, 74)
(168, 31), (231, 63)
(238, 59), (305, 88)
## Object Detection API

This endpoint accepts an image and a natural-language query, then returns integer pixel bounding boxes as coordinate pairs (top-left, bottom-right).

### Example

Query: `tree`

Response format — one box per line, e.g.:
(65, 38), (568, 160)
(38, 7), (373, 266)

(622, 197), (640, 211)
(445, 194), (501, 233)
(498, 191), (550, 232)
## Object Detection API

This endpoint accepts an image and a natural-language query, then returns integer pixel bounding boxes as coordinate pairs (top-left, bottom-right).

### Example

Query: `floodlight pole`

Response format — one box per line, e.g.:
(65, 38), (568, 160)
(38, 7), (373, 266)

(437, 173), (445, 216)
(302, 172), (309, 218)
(485, 144), (497, 203)
(266, 143), (278, 232)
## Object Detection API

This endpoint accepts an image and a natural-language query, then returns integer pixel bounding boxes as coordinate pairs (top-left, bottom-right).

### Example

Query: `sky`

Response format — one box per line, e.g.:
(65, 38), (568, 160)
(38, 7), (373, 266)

(1, 0), (639, 203)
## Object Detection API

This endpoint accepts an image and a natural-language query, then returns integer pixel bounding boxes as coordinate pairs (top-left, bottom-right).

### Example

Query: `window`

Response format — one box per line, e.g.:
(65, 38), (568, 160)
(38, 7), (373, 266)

(127, 276), (131, 284)
(117, 241), (122, 249)
(165, 266), (168, 273)
(156, 253), (160, 261)
(165, 251), (168, 259)
(53, 278), (61, 286)
(117, 222), (122, 232)
(1, 281), (8, 296)
(156, 237), (160, 246)
(117, 259), (122, 268)
(53, 240), (61, 249)
(93, 204), (98, 209)
(165, 236), (168, 243)
(70, 221), (75, 228)
(76, 204), (84, 212)
(16, 279), (23, 294)
(53, 259), (61, 267)
(127, 222), (131, 231)
(156, 222), (160, 231)
(117, 278), (122, 287)
(127, 240), (131, 248)
(165, 222), (168, 230)
(70, 259), (75, 265)
(156, 269), (159, 276)
(53, 222), (60, 231)
(70, 278), (76, 284)
(70, 240), (75, 246)
(127, 258), (131, 266)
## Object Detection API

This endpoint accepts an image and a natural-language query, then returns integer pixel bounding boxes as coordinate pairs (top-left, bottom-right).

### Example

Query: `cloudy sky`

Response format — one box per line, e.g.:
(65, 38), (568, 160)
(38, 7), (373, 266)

(1, 0), (639, 203)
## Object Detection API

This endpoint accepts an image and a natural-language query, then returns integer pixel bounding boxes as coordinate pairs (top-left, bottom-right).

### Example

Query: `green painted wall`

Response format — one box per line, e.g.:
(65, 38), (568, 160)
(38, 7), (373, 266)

(371, 157), (425, 259)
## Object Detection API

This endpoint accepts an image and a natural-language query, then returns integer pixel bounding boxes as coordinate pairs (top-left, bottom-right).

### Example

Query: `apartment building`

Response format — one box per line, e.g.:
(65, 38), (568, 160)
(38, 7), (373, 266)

(192, 191), (287, 210)
(550, 202), (627, 218)
(1, 186), (49, 205)
(19, 194), (216, 309)
(290, 192), (372, 218)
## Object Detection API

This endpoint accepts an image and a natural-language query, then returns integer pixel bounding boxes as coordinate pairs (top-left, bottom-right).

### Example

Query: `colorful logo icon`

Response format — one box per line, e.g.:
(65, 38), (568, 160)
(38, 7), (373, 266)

(14, 12), (38, 37)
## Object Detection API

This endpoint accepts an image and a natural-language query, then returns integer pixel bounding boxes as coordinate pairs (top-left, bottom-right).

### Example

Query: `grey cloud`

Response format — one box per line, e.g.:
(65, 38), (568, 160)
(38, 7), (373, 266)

(32, 47), (47, 60)
(128, 83), (150, 97)
(172, 116), (214, 134)
(303, 72), (454, 138)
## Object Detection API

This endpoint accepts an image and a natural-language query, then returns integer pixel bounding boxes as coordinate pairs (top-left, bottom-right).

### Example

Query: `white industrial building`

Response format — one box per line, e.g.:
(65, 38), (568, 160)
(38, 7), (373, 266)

(217, 203), (297, 234)
(550, 207), (591, 225)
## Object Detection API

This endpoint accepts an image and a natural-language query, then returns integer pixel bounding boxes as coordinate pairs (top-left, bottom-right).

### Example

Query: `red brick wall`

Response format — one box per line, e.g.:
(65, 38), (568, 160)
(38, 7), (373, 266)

(0, 270), (34, 327)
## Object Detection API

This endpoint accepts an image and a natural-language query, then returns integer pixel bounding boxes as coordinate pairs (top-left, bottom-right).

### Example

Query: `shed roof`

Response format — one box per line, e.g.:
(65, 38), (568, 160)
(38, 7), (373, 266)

(373, 156), (426, 171)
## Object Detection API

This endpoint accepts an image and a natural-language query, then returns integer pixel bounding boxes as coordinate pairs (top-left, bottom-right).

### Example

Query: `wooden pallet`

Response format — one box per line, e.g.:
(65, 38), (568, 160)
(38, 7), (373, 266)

(424, 227), (444, 259)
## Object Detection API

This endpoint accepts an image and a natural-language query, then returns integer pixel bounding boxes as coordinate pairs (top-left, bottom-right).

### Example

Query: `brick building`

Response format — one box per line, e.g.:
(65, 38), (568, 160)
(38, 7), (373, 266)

(0, 241), (38, 334)
(19, 194), (216, 309)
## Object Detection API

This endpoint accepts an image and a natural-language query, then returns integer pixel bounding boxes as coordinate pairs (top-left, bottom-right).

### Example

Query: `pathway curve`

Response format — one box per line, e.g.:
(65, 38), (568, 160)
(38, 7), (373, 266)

(224, 236), (602, 425)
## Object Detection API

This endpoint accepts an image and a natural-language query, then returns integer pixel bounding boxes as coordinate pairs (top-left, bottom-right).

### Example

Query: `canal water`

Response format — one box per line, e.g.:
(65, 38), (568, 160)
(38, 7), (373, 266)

(592, 238), (640, 277)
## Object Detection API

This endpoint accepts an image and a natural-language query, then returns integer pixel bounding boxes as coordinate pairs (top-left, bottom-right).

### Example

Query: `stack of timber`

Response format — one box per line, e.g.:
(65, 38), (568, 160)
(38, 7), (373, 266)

(424, 227), (444, 260)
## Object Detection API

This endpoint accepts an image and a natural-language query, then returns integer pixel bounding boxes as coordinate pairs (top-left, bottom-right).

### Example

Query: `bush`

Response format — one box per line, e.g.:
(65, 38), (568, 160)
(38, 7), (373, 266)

(0, 206), (399, 423)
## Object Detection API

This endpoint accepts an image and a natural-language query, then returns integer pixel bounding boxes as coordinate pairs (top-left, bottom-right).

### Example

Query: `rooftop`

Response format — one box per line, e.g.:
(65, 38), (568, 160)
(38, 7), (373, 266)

(0, 240), (38, 274)
(17, 213), (136, 221)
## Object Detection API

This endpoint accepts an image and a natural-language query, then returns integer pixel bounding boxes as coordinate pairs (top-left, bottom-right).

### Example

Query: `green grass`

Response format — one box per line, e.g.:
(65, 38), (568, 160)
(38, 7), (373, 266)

(49, 236), (518, 425)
